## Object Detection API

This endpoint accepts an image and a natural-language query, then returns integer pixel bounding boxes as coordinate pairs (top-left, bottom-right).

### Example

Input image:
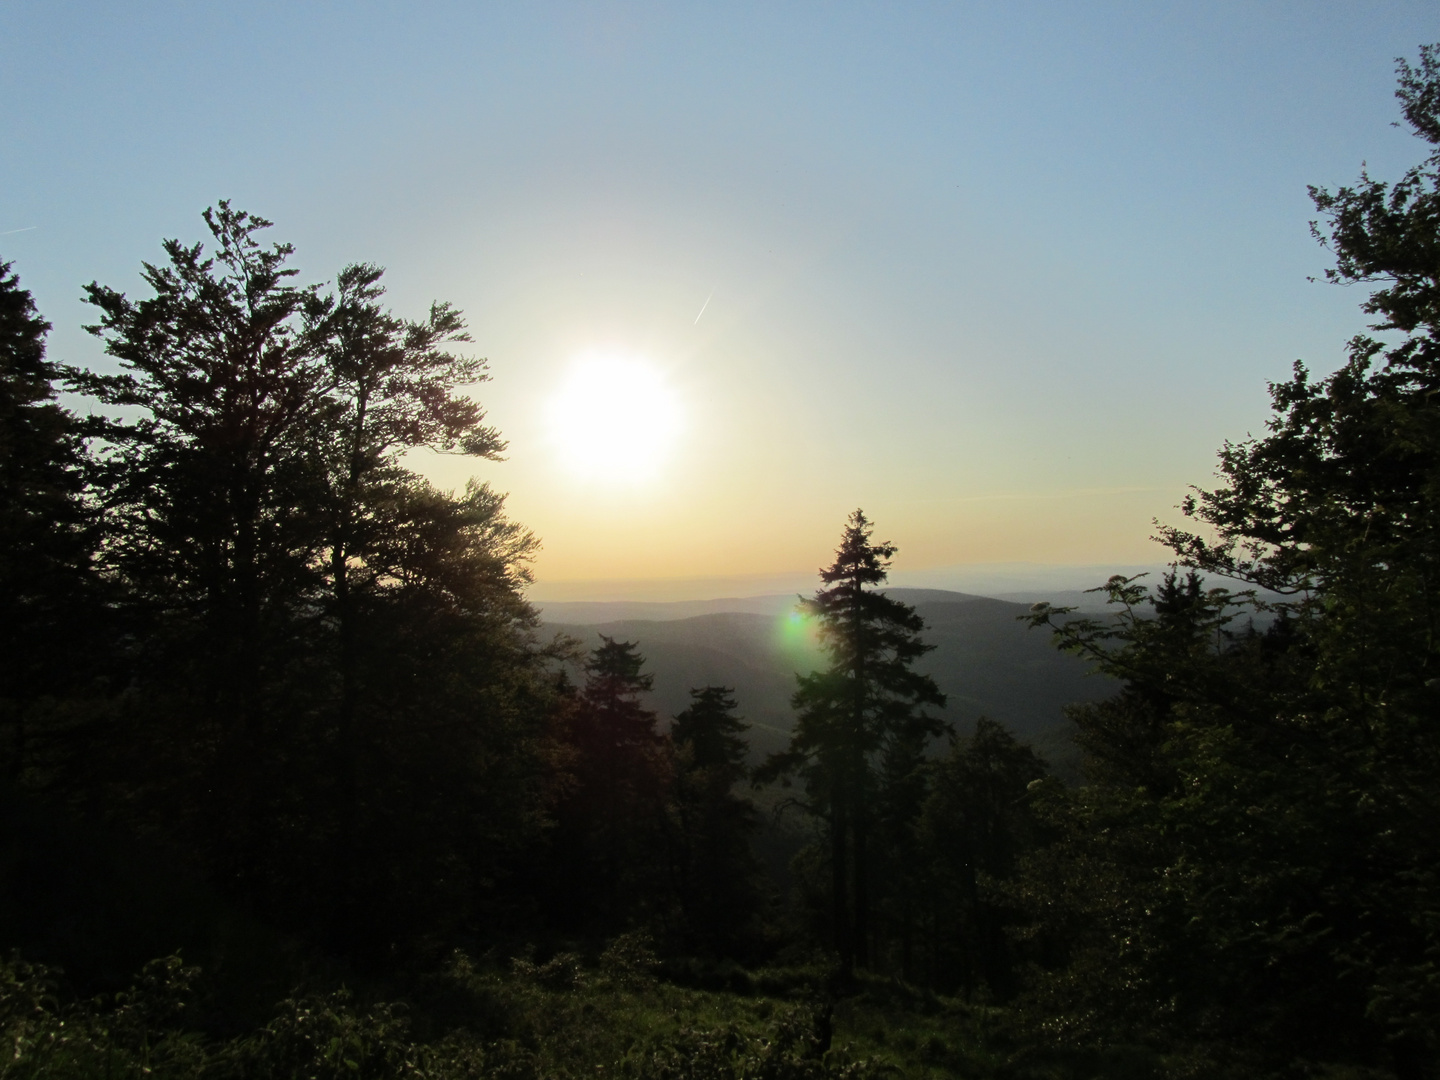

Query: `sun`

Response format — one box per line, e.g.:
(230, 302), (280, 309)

(547, 352), (684, 484)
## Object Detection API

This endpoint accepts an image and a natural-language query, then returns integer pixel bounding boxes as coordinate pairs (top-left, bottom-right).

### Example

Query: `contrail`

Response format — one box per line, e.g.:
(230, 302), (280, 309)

(1, 226), (37, 235)
(693, 290), (713, 325)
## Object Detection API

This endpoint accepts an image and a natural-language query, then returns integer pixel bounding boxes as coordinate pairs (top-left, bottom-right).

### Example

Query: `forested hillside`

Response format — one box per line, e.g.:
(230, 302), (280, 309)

(545, 591), (1112, 757)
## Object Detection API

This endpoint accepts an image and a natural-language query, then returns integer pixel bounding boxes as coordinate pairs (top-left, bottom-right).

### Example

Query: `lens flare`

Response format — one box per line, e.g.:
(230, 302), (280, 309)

(547, 353), (683, 484)
(775, 606), (824, 665)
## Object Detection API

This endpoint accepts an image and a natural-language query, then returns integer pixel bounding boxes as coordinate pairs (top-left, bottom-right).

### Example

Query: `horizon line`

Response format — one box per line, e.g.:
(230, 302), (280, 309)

(527, 561), (1177, 603)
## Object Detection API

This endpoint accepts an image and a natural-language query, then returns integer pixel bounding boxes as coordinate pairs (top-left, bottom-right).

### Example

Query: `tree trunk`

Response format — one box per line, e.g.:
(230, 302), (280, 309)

(332, 537), (360, 949)
(831, 794), (853, 979)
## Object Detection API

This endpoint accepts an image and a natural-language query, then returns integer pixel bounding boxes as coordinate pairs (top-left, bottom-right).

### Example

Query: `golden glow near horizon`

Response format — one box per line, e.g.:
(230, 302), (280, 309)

(10, 5), (1418, 600)
(546, 352), (684, 485)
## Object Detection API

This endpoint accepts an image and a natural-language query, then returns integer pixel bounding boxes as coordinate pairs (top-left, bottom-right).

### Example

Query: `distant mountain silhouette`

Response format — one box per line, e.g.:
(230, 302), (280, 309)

(533, 586), (1114, 625)
(542, 589), (1112, 763)
(536, 594), (801, 625)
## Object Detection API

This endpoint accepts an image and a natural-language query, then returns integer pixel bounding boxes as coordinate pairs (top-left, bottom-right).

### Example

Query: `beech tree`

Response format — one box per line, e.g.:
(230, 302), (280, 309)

(1020, 47), (1440, 1076)
(69, 203), (330, 887)
(302, 261), (509, 944)
(62, 204), (553, 952)
(759, 510), (946, 978)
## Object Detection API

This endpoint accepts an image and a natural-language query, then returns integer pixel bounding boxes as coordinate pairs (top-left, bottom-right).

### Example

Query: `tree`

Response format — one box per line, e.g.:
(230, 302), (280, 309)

(669, 686), (766, 955)
(547, 637), (672, 930)
(0, 260), (96, 781)
(68, 203), (330, 889)
(1156, 48), (1440, 1071)
(672, 686), (749, 775)
(1019, 47), (1440, 1077)
(62, 205), (555, 957)
(322, 475), (552, 957)
(302, 261), (508, 946)
(758, 510), (946, 978)
(913, 718), (1047, 997)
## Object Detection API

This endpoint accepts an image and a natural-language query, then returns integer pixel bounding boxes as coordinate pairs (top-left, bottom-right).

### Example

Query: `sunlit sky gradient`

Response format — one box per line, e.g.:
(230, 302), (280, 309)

(3, 3), (1437, 598)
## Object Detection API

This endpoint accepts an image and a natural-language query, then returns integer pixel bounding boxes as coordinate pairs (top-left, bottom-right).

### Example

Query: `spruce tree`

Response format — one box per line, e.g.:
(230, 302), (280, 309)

(0, 260), (94, 780)
(549, 637), (672, 929)
(670, 686), (765, 955)
(758, 510), (946, 978)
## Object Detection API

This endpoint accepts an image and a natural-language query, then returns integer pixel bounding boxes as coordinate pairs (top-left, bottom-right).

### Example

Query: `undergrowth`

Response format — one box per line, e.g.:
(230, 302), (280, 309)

(0, 937), (1182, 1079)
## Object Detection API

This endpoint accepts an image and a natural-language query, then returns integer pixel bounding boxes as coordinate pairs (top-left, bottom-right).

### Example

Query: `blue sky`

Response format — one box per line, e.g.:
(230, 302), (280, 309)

(3, 2), (1436, 596)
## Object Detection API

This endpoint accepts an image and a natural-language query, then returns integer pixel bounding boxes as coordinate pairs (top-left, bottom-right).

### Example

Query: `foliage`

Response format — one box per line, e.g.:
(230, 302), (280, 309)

(16, 48), (1440, 1076)
(1014, 45), (1440, 1078)
(0, 951), (960, 1080)
(908, 720), (1047, 999)
(544, 638), (674, 932)
(670, 689), (770, 957)
(11, 204), (558, 961)
(0, 260), (98, 785)
(759, 511), (947, 978)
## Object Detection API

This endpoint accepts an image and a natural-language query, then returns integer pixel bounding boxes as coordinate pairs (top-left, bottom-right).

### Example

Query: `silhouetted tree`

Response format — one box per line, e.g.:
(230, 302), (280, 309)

(758, 510), (946, 979)
(68, 203), (330, 891)
(669, 686), (766, 955)
(324, 476), (552, 957)
(548, 637), (672, 930)
(1018, 46), (1440, 1077)
(912, 718), (1046, 997)
(0, 260), (97, 782)
(303, 261), (508, 948)
(58, 204), (555, 958)
(672, 686), (748, 774)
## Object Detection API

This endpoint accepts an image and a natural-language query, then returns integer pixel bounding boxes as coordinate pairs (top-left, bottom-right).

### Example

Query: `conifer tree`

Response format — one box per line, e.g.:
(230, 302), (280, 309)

(549, 637), (672, 929)
(758, 510), (946, 978)
(670, 687), (765, 955)
(912, 718), (1046, 997)
(0, 260), (94, 780)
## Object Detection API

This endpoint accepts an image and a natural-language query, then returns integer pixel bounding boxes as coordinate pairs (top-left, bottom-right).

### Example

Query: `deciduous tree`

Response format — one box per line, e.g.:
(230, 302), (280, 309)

(1020, 46), (1440, 1076)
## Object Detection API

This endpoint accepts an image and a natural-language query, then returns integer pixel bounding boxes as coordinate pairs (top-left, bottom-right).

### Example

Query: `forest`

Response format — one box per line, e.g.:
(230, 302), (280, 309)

(3, 46), (1440, 1080)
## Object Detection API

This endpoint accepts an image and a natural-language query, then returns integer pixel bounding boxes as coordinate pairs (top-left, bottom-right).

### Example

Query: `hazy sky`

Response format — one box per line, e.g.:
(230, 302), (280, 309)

(3, 2), (1437, 598)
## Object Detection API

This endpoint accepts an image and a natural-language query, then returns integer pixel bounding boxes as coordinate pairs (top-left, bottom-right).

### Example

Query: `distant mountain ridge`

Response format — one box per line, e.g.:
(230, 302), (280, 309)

(541, 588), (1112, 764)
(532, 586), (1116, 626)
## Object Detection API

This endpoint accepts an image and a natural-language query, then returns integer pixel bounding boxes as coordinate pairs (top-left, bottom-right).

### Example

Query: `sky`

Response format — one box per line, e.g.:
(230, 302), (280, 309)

(3, 2), (1437, 599)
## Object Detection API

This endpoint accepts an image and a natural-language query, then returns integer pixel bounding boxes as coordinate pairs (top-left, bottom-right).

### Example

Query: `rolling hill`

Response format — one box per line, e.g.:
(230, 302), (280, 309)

(541, 589), (1113, 765)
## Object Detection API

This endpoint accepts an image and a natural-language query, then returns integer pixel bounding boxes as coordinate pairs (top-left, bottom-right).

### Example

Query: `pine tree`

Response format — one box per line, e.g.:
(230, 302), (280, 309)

(758, 510), (946, 978)
(0, 260), (95, 780)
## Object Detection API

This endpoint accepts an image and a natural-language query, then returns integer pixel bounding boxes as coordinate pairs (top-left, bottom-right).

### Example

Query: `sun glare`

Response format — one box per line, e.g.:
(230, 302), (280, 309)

(547, 353), (684, 484)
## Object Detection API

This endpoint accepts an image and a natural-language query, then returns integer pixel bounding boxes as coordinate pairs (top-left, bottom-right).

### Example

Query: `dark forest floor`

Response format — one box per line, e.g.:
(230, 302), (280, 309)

(1, 944), (1187, 1080)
